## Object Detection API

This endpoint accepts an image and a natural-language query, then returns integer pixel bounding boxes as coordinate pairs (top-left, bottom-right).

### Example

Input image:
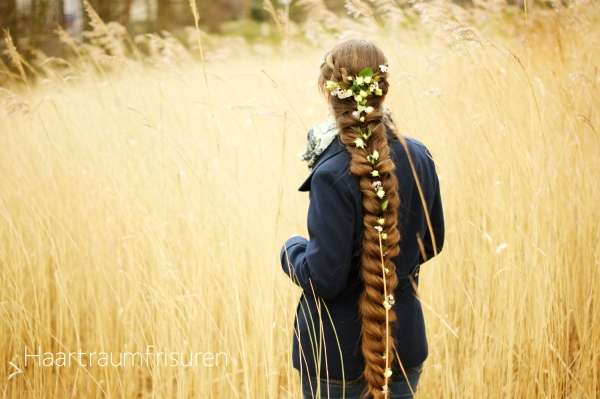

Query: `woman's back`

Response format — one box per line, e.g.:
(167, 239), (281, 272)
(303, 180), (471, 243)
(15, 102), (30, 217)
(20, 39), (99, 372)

(281, 124), (444, 382)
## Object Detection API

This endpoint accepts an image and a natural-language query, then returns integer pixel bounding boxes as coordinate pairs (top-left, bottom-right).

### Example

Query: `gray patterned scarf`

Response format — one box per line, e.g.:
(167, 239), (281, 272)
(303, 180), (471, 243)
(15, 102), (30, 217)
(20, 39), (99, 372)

(301, 107), (394, 170)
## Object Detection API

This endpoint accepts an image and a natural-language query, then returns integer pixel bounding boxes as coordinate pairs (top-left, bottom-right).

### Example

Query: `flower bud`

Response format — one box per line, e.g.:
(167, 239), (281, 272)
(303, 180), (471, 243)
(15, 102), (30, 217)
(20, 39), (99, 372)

(354, 138), (365, 148)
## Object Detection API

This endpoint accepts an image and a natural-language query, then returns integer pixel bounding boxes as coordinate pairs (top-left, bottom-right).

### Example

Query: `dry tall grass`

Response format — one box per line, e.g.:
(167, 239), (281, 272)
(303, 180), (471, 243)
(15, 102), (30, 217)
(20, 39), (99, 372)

(1, 1), (599, 397)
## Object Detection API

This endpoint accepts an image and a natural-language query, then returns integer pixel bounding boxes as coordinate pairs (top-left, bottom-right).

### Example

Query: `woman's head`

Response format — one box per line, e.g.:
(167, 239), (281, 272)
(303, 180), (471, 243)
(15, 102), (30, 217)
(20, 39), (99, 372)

(318, 39), (402, 399)
(318, 39), (390, 120)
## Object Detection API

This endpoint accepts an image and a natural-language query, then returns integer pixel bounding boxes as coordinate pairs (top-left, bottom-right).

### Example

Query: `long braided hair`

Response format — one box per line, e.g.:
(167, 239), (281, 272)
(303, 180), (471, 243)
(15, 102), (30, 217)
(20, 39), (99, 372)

(318, 39), (402, 399)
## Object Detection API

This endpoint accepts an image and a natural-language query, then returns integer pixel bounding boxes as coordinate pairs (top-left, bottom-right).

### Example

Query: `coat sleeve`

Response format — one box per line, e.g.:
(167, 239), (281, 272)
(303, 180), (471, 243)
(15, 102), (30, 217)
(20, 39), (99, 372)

(419, 150), (445, 264)
(280, 167), (356, 300)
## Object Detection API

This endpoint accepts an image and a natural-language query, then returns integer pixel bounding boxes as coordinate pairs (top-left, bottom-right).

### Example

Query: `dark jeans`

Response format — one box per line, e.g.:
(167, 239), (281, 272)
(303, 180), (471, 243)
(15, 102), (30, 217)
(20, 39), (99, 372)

(299, 363), (423, 399)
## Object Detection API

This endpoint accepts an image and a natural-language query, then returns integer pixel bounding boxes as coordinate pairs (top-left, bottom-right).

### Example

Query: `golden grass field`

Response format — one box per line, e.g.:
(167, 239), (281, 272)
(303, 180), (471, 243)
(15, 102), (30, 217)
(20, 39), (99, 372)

(1, 0), (599, 397)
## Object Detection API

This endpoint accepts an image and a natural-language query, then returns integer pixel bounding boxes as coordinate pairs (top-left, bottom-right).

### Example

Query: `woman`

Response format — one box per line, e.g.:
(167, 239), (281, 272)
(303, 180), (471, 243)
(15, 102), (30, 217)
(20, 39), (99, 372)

(280, 39), (445, 399)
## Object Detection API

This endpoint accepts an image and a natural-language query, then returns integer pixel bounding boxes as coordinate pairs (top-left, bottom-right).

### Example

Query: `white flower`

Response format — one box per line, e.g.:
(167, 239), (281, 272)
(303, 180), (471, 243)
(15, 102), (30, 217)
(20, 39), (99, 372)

(365, 106), (374, 114)
(354, 95), (363, 102)
(372, 181), (382, 188)
(384, 368), (393, 378)
(356, 76), (364, 85)
(354, 138), (366, 148)
(385, 267), (390, 274)
(367, 151), (379, 165)
(360, 90), (367, 97)
(375, 89), (383, 96)
(371, 170), (379, 177)
(381, 385), (388, 394)
(374, 225), (383, 232)
(376, 188), (385, 199)
(326, 80), (338, 90)
(339, 90), (352, 99)
(377, 217), (385, 225)
(379, 65), (388, 73)
(360, 116), (365, 122)
(347, 76), (353, 80)
(382, 295), (395, 309)
(352, 110), (360, 118)
(333, 88), (352, 99)
(364, 76), (372, 84)
(381, 232), (388, 240)
(387, 294), (395, 306)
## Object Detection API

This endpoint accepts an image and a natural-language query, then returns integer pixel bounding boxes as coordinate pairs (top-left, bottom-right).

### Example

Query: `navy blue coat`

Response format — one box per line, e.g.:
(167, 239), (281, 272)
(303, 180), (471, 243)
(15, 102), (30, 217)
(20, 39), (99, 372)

(280, 125), (444, 382)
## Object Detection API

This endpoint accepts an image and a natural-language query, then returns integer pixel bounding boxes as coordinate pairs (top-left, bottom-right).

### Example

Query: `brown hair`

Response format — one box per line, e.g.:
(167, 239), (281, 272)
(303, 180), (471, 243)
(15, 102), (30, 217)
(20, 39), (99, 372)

(318, 38), (402, 399)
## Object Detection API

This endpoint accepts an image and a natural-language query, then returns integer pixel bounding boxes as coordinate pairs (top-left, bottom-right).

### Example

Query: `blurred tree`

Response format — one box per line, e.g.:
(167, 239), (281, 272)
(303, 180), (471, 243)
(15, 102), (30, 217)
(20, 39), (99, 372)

(83, 1), (136, 30)
(30, 0), (64, 49)
(450, 0), (473, 6)
(154, 0), (171, 32)
(120, 0), (132, 26)
(94, 0), (112, 22)
(241, 0), (251, 19)
(199, 0), (242, 32)
(0, 0), (19, 42)
(0, 0), (18, 70)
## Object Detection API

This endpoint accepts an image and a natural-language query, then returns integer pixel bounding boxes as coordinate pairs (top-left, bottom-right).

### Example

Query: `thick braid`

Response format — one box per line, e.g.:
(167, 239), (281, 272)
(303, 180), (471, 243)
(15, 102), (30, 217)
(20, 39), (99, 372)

(340, 90), (401, 399)
(318, 39), (402, 399)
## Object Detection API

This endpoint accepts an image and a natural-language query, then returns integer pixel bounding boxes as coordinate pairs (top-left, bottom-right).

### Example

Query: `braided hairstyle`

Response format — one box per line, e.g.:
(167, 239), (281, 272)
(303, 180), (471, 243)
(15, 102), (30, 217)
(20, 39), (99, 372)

(318, 39), (402, 399)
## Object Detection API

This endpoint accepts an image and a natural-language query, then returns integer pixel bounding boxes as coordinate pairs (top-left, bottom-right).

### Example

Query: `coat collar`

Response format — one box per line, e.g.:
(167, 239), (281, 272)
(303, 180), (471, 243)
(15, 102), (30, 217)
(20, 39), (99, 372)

(298, 136), (346, 192)
(297, 123), (398, 192)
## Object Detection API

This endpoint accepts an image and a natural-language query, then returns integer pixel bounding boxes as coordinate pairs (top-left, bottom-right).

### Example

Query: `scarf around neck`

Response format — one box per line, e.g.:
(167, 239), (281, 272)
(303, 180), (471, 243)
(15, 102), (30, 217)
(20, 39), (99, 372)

(301, 107), (394, 170)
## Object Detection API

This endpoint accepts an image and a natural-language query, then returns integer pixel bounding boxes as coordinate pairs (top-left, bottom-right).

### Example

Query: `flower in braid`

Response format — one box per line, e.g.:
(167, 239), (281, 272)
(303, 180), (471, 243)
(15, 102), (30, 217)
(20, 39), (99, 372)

(318, 39), (402, 399)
